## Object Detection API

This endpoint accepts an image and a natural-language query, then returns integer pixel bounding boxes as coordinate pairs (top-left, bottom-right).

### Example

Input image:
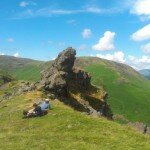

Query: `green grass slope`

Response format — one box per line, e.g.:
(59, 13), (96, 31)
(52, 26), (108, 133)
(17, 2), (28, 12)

(75, 57), (150, 125)
(0, 87), (150, 149)
(11, 62), (43, 81)
(0, 55), (45, 81)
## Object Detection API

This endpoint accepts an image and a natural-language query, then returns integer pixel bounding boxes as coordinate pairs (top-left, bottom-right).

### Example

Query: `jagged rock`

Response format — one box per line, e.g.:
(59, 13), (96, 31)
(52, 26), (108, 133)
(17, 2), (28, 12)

(40, 47), (76, 97)
(16, 82), (37, 95)
(40, 47), (113, 119)
(71, 67), (91, 90)
(53, 47), (76, 72)
(40, 48), (92, 97)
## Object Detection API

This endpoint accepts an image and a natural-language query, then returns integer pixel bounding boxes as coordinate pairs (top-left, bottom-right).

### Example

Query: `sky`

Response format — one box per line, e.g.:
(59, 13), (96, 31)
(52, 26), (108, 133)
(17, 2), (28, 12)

(0, 0), (150, 70)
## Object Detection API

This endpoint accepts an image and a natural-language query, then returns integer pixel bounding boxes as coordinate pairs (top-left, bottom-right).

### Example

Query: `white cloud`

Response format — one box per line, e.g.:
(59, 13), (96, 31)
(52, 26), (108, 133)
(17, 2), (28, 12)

(96, 51), (126, 63)
(79, 44), (87, 50)
(141, 43), (150, 54)
(84, 6), (101, 13)
(130, 0), (150, 20)
(52, 57), (56, 60)
(128, 55), (150, 70)
(92, 31), (116, 51)
(7, 38), (14, 43)
(95, 51), (150, 70)
(19, 1), (29, 7)
(131, 24), (150, 41)
(13, 5), (124, 19)
(0, 53), (4, 55)
(82, 29), (92, 39)
(13, 52), (20, 57)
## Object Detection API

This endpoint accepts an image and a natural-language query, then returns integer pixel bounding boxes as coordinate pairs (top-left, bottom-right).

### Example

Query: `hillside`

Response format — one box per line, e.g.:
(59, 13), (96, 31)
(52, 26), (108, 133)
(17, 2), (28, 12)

(0, 69), (13, 86)
(75, 57), (150, 125)
(139, 69), (150, 80)
(0, 55), (150, 125)
(0, 84), (150, 149)
(0, 55), (45, 81)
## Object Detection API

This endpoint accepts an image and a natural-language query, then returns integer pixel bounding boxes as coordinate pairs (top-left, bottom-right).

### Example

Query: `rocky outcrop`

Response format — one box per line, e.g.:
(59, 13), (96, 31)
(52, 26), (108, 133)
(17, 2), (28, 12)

(0, 81), (38, 103)
(17, 81), (37, 94)
(40, 47), (113, 119)
(128, 122), (150, 134)
(40, 47), (91, 97)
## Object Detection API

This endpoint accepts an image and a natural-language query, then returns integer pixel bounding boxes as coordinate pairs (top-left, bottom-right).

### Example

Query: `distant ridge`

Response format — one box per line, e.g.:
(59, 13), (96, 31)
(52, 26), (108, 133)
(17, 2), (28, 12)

(139, 69), (150, 79)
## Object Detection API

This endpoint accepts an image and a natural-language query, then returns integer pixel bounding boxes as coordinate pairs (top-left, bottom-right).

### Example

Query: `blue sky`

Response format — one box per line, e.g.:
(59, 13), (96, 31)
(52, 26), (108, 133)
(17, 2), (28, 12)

(0, 0), (150, 70)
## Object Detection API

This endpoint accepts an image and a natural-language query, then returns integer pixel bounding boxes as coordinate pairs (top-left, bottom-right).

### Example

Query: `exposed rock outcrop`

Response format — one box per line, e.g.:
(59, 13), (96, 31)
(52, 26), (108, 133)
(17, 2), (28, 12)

(40, 47), (91, 97)
(40, 47), (113, 119)
(128, 122), (150, 134)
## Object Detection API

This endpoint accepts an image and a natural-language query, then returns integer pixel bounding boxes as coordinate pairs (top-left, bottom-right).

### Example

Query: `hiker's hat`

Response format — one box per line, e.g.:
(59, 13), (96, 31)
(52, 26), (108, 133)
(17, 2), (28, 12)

(45, 99), (50, 102)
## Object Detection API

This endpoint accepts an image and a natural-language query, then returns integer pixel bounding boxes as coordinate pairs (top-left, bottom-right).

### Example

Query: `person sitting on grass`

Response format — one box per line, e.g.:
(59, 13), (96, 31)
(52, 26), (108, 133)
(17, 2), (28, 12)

(23, 99), (51, 118)
(23, 103), (43, 118)
(39, 99), (51, 115)
(40, 99), (50, 111)
(33, 103), (43, 116)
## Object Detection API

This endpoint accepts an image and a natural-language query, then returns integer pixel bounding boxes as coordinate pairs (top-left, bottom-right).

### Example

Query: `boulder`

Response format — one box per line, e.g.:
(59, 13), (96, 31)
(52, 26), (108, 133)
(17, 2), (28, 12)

(52, 47), (76, 72)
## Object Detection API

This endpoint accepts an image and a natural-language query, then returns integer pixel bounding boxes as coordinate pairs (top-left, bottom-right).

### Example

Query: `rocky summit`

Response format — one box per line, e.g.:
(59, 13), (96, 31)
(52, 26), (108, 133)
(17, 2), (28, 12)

(40, 47), (113, 119)
(40, 47), (91, 98)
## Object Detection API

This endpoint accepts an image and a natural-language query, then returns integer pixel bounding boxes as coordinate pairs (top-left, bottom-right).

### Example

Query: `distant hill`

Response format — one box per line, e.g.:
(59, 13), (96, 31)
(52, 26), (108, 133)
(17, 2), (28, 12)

(75, 57), (150, 125)
(0, 55), (150, 124)
(139, 69), (150, 79)
(0, 55), (45, 81)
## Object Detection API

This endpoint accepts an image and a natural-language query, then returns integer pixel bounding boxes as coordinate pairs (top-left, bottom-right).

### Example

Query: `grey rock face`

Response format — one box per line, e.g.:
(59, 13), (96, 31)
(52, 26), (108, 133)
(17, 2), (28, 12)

(15, 81), (37, 95)
(53, 47), (76, 72)
(40, 47), (91, 97)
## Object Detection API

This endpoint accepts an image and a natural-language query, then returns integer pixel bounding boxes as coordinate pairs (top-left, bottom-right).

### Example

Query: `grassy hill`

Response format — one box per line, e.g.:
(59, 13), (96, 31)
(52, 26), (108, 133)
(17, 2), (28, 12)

(75, 57), (150, 125)
(0, 84), (150, 149)
(0, 55), (45, 81)
(0, 56), (150, 125)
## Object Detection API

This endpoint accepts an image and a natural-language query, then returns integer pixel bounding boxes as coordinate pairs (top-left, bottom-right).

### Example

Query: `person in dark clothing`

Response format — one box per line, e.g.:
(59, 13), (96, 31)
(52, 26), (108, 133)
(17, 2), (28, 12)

(23, 103), (43, 118)
(33, 103), (43, 117)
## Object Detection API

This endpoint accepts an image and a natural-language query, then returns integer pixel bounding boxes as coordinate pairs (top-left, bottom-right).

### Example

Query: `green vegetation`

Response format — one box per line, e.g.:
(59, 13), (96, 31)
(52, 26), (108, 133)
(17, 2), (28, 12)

(0, 88), (150, 149)
(0, 56), (150, 149)
(0, 55), (45, 81)
(85, 64), (150, 125)
(0, 70), (13, 85)
(0, 56), (150, 125)
(11, 62), (42, 81)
